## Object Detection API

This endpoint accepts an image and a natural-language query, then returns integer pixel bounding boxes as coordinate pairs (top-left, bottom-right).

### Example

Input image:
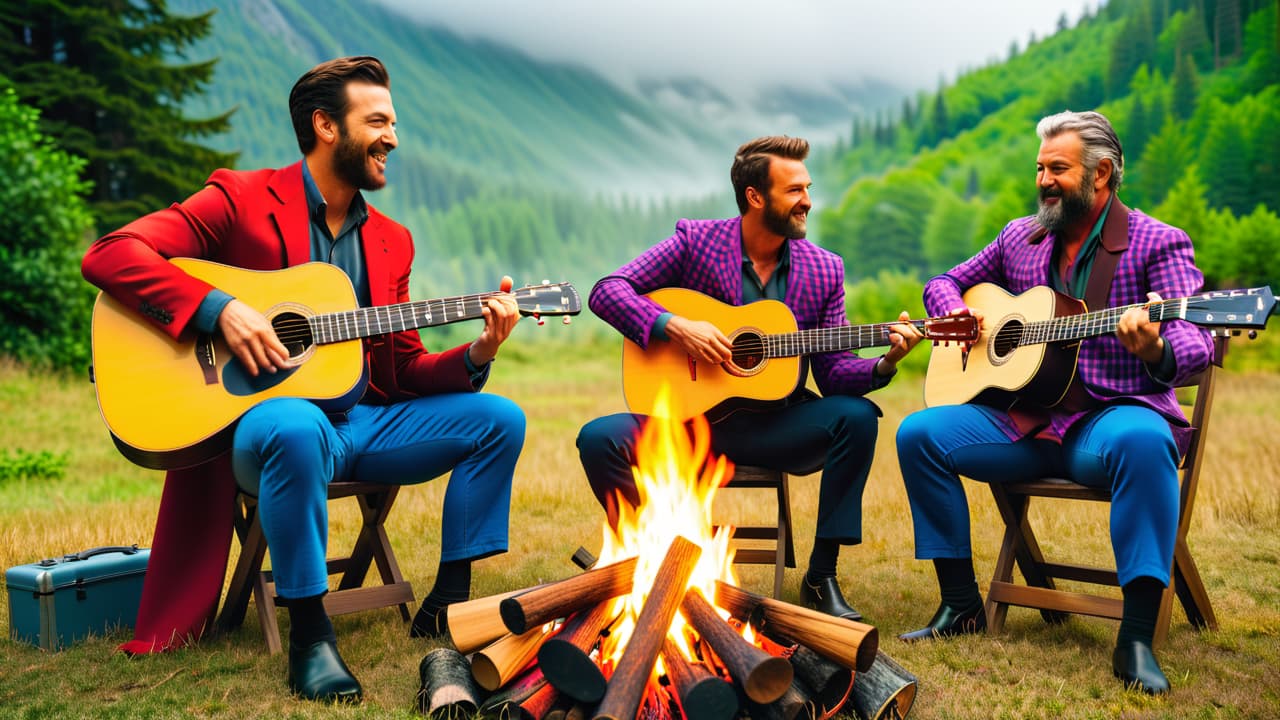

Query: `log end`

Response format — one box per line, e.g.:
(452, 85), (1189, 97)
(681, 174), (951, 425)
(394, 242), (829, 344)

(676, 676), (738, 720)
(538, 639), (608, 703)
(855, 626), (879, 674)
(500, 596), (529, 635)
(743, 655), (795, 704)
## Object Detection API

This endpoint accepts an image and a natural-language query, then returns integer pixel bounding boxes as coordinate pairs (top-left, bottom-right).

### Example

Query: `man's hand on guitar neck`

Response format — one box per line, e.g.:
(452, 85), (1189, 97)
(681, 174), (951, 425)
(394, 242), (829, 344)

(876, 310), (925, 376)
(468, 275), (520, 367)
(216, 299), (295, 377)
(665, 315), (734, 364)
(1117, 291), (1166, 364)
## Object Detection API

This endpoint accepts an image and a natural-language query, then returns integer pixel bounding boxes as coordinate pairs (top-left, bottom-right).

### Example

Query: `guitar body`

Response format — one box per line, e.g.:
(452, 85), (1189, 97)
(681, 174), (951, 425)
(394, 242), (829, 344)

(924, 283), (1084, 408)
(621, 288), (803, 421)
(91, 259), (365, 469)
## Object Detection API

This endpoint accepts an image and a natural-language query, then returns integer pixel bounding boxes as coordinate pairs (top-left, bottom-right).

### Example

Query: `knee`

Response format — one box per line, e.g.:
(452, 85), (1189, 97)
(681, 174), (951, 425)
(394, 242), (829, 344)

(827, 396), (880, 443)
(483, 395), (526, 447)
(576, 414), (635, 464)
(896, 410), (933, 452)
(236, 398), (330, 455)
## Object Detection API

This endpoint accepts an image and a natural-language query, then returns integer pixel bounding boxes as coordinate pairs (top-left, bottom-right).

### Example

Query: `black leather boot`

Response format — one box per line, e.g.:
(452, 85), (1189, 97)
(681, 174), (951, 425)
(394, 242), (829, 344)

(287, 638), (363, 703)
(898, 598), (986, 641)
(799, 576), (863, 621)
(1112, 640), (1170, 695)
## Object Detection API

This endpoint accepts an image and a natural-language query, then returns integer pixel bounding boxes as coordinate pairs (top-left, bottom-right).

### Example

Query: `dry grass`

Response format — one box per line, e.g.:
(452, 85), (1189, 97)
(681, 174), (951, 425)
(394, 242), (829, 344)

(1, 342), (1278, 719)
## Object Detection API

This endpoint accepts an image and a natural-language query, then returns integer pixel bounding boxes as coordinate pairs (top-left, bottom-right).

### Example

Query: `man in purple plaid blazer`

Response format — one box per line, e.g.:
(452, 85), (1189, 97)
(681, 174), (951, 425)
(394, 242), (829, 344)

(895, 111), (1216, 695)
(579, 136), (922, 621)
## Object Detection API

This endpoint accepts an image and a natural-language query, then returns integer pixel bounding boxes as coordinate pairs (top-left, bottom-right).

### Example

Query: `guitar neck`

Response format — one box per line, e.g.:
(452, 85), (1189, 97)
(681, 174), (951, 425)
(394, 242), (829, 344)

(764, 320), (929, 358)
(1021, 298), (1183, 346)
(309, 292), (501, 344)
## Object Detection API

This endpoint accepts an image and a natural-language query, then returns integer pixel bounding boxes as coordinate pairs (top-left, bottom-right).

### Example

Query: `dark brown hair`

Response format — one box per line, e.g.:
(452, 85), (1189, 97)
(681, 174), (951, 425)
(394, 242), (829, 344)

(730, 136), (810, 214)
(288, 56), (390, 154)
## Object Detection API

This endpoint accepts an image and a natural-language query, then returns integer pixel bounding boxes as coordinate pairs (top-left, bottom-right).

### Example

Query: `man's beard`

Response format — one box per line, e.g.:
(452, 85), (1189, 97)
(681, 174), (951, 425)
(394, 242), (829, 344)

(333, 128), (387, 191)
(1036, 171), (1095, 235)
(763, 197), (806, 238)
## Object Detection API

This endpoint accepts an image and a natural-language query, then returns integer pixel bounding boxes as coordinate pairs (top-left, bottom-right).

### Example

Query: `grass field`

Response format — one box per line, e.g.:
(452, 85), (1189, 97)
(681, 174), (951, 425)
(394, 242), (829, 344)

(1, 336), (1278, 719)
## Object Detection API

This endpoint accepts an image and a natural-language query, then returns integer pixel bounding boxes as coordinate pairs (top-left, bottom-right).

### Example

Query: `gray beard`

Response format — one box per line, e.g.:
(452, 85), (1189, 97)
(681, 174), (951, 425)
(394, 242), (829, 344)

(1036, 184), (1094, 235)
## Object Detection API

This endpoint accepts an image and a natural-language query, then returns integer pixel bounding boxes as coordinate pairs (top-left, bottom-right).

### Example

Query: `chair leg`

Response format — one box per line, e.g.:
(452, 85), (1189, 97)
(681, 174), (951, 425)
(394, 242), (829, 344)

(1172, 536), (1218, 631)
(215, 495), (267, 635)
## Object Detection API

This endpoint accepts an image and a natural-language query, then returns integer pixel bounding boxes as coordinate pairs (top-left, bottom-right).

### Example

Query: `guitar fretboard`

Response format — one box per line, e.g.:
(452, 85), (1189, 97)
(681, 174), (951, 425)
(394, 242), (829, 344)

(1018, 299), (1184, 346)
(310, 292), (503, 344)
(763, 320), (930, 358)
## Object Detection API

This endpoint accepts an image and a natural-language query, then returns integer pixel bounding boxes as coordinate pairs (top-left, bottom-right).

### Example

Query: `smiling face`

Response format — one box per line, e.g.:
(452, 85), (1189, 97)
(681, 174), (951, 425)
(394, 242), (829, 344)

(1035, 131), (1105, 235)
(759, 157), (812, 238)
(331, 81), (397, 191)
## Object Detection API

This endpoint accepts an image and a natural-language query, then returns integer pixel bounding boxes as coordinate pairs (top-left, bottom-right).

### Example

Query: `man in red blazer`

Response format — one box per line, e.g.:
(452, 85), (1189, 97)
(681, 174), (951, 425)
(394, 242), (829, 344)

(82, 56), (526, 703)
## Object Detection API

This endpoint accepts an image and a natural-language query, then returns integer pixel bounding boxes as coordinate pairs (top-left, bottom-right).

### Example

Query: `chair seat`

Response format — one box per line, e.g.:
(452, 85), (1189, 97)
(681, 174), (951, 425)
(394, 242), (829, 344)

(215, 481), (415, 654)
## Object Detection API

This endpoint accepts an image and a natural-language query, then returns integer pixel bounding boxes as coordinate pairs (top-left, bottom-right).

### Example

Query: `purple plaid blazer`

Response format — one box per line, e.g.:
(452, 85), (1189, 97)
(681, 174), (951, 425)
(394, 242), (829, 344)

(590, 216), (881, 397)
(923, 198), (1216, 452)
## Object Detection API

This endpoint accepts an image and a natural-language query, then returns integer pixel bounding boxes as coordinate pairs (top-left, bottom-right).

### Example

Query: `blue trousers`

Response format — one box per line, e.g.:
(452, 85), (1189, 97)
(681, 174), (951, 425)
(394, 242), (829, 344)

(577, 395), (880, 544)
(896, 404), (1179, 587)
(231, 394), (525, 599)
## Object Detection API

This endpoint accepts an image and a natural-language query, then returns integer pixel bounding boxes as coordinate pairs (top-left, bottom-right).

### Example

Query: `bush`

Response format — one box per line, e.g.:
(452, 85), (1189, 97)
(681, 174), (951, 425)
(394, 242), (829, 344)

(0, 86), (97, 371)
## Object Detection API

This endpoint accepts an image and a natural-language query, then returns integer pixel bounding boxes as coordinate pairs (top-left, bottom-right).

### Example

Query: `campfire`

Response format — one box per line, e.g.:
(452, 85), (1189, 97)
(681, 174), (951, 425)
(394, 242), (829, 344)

(421, 387), (915, 720)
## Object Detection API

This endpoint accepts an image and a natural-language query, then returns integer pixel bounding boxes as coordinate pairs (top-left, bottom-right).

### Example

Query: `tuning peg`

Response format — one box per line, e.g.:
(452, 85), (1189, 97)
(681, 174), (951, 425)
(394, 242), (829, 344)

(1249, 330), (1258, 340)
(533, 312), (544, 326)
(562, 316), (571, 325)
(542, 278), (551, 285)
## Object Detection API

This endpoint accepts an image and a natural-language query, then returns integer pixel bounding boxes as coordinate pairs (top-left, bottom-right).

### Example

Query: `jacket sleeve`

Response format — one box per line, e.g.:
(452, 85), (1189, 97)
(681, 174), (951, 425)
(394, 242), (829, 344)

(588, 223), (691, 349)
(81, 171), (242, 340)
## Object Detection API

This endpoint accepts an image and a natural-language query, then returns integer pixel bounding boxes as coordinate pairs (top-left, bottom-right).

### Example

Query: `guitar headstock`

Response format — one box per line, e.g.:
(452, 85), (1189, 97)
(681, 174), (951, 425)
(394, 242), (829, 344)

(1183, 286), (1275, 331)
(514, 282), (582, 319)
(922, 314), (979, 343)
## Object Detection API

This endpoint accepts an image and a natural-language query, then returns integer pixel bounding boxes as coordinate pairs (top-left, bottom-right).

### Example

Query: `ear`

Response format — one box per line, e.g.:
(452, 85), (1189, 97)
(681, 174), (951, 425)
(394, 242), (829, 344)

(313, 109), (339, 147)
(1093, 158), (1112, 191)
(745, 186), (765, 210)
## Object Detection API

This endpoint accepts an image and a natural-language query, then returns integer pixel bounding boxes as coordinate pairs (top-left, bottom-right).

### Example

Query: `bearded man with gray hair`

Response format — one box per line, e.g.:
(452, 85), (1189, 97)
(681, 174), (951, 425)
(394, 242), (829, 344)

(894, 110), (1215, 695)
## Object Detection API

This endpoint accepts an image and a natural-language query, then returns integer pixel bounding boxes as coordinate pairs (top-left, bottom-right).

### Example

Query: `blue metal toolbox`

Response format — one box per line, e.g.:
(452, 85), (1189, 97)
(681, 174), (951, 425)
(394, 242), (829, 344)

(6, 545), (149, 650)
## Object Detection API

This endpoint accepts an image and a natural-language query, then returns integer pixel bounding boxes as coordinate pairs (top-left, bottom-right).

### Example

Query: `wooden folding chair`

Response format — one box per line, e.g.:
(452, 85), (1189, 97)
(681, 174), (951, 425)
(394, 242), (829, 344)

(984, 338), (1227, 648)
(719, 465), (797, 599)
(215, 481), (416, 654)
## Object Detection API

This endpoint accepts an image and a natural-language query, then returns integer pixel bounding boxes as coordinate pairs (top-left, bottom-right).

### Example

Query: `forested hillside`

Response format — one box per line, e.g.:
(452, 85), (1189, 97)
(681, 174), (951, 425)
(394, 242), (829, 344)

(813, 0), (1279, 293)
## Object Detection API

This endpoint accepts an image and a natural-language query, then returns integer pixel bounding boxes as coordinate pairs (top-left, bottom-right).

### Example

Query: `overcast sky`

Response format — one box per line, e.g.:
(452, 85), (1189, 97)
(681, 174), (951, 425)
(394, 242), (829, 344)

(375, 0), (1095, 93)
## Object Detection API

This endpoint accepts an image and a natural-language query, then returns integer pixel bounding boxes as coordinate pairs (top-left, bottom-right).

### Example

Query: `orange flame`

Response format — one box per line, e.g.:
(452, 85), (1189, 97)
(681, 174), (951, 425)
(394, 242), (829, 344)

(596, 384), (739, 668)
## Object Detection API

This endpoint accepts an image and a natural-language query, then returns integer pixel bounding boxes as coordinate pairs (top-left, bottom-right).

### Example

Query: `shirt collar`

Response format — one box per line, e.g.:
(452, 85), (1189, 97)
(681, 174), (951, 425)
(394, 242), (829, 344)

(301, 159), (369, 229)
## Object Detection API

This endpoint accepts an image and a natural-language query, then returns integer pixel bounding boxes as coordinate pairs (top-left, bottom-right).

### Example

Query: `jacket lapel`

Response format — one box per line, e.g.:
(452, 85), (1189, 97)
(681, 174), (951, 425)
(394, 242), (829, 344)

(267, 162), (311, 268)
(362, 209), (391, 306)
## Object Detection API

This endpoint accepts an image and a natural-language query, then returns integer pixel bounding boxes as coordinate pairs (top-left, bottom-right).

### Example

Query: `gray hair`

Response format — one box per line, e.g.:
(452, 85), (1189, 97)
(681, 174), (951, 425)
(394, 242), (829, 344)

(1036, 110), (1124, 190)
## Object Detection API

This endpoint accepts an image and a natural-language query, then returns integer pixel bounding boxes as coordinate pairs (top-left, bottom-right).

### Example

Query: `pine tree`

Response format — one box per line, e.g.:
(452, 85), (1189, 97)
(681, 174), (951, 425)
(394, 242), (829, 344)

(0, 0), (236, 231)
(1172, 51), (1201, 118)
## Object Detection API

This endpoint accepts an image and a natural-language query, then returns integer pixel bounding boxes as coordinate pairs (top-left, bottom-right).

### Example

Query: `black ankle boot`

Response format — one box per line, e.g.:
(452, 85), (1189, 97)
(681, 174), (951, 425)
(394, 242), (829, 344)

(898, 598), (986, 642)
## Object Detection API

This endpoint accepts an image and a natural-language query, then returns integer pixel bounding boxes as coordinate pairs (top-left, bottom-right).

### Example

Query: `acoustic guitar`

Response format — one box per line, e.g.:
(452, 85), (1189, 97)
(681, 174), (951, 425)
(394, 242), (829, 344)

(924, 282), (1275, 408)
(621, 287), (977, 421)
(91, 258), (580, 470)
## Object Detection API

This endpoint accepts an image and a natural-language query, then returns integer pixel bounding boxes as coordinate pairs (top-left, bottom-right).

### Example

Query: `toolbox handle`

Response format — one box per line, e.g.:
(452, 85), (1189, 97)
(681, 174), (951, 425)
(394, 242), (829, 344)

(65, 544), (140, 562)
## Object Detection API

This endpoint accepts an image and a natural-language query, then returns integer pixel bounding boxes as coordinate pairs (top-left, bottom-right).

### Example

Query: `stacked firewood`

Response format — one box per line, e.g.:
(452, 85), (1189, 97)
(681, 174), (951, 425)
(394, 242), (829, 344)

(418, 537), (916, 720)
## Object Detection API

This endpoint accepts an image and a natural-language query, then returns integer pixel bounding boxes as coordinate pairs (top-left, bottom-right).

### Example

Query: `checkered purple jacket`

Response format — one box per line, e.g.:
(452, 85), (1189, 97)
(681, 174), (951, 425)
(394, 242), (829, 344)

(590, 216), (881, 397)
(923, 206), (1216, 450)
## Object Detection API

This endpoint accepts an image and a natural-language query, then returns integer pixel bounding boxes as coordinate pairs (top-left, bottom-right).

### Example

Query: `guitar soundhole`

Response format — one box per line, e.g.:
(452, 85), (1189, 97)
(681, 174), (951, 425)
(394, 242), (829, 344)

(990, 320), (1023, 362)
(271, 311), (314, 359)
(729, 331), (766, 376)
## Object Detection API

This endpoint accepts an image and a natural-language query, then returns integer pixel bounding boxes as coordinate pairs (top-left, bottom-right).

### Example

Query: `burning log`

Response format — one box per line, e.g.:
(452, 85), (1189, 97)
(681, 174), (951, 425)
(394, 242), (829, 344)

(520, 683), (562, 720)
(449, 585), (545, 654)
(849, 650), (918, 720)
(593, 536), (702, 720)
(538, 601), (618, 703)
(715, 581), (878, 673)
(473, 625), (552, 691)
(744, 679), (818, 720)
(417, 648), (482, 719)
(479, 666), (549, 719)
(680, 588), (792, 704)
(659, 636), (737, 720)
(502, 557), (639, 635)
(788, 645), (853, 714)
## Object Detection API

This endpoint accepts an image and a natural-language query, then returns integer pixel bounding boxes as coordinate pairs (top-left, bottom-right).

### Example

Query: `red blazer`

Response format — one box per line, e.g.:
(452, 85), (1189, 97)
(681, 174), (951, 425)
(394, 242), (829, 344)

(82, 161), (475, 653)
